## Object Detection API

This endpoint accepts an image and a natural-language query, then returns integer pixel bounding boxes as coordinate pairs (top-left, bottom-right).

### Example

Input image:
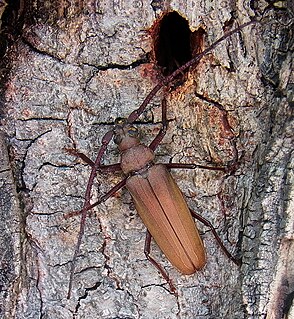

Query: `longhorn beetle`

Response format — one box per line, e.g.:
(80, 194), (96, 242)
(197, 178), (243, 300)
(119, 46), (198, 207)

(66, 19), (257, 298)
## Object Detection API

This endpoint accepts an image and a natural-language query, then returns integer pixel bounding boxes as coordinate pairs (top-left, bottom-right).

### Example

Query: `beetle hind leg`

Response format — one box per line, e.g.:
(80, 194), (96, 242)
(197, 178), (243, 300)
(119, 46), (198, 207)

(144, 230), (178, 296)
(190, 209), (241, 266)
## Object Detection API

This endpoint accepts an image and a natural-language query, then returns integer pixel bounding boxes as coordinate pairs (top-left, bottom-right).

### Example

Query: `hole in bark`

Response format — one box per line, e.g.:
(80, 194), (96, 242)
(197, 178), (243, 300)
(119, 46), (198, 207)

(154, 12), (191, 76)
(154, 11), (205, 77)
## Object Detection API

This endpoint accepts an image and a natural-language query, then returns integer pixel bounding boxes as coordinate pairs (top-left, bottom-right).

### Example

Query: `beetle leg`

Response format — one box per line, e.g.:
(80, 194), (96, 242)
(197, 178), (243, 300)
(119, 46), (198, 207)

(144, 230), (178, 296)
(98, 163), (122, 172)
(65, 178), (127, 219)
(149, 98), (168, 151)
(65, 148), (95, 166)
(166, 162), (227, 171)
(190, 209), (241, 266)
(166, 162), (240, 175)
(65, 148), (122, 172)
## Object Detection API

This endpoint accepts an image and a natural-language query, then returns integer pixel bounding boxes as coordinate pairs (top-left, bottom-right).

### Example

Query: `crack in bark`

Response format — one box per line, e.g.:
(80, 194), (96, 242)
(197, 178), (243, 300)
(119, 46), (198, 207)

(21, 37), (64, 64)
(83, 55), (150, 71)
(73, 281), (101, 317)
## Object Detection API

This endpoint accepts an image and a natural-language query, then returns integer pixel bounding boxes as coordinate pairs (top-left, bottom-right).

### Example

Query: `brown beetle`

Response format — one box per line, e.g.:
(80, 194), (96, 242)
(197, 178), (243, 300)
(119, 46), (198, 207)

(66, 20), (256, 298)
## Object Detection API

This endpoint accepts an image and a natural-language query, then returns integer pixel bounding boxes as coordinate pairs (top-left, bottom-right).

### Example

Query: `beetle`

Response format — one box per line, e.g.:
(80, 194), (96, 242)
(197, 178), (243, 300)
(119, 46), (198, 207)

(66, 19), (257, 298)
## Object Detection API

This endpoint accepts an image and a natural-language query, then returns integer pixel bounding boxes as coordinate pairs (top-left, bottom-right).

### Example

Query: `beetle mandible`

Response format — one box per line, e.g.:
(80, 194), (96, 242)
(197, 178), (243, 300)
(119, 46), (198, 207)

(66, 19), (257, 298)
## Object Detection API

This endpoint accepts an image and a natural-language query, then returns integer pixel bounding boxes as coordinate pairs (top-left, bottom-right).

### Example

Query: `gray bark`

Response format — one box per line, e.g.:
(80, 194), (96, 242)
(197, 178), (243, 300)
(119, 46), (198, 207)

(0, 1), (293, 319)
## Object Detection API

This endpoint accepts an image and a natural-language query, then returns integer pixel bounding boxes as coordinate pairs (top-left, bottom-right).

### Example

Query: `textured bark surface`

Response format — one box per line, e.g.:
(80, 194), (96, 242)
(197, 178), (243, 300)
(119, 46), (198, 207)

(0, 1), (293, 319)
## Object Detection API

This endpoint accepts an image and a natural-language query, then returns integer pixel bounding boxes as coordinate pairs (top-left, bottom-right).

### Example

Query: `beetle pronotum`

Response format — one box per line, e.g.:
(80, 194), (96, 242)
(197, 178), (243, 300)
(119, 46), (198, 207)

(66, 18), (257, 298)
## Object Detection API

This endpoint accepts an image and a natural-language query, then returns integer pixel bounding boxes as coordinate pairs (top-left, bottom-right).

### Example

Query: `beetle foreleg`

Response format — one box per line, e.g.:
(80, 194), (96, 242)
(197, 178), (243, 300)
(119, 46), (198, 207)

(190, 209), (241, 266)
(144, 230), (178, 296)
(149, 98), (168, 151)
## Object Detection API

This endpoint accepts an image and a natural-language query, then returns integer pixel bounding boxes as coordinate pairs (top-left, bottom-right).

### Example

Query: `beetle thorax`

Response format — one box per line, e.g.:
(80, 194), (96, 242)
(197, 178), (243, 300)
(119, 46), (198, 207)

(120, 144), (155, 175)
(113, 119), (155, 174)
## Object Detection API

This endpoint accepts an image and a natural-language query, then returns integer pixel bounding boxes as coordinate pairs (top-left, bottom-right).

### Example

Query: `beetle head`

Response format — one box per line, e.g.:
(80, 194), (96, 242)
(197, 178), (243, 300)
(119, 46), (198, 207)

(113, 118), (140, 151)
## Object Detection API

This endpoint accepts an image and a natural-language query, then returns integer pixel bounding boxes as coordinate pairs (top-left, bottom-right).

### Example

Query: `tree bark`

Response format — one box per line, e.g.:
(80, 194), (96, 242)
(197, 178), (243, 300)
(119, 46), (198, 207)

(0, 1), (293, 319)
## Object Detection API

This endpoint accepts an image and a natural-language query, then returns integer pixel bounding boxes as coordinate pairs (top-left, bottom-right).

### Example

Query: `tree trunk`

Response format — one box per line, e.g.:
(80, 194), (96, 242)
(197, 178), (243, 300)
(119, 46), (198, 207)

(0, 1), (293, 319)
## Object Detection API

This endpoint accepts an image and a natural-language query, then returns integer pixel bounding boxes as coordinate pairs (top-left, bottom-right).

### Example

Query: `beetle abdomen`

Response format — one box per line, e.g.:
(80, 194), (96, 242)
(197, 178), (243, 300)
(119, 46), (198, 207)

(126, 164), (206, 274)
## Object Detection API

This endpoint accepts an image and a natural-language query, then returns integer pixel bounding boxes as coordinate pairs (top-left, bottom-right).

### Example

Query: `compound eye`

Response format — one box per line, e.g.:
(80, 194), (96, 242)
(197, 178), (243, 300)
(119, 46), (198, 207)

(115, 117), (126, 126)
(127, 126), (139, 138)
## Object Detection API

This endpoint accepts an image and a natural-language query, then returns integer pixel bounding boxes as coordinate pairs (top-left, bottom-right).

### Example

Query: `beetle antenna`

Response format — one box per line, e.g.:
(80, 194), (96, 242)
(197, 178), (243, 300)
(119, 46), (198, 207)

(67, 130), (114, 298)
